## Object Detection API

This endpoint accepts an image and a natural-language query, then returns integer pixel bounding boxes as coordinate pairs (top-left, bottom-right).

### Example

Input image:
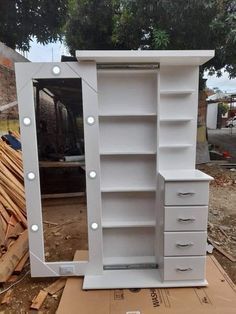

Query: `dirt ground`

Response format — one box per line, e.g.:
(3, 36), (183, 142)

(0, 164), (236, 313)
(199, 163), (236, 284)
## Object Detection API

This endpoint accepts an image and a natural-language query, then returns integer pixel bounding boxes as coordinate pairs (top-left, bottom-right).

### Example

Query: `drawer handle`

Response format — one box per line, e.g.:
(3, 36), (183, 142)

(176, 242), (193, 248)
(178, 217), (196, 222)
(177, 192), (195, 197)
(176, 267), (193, 272)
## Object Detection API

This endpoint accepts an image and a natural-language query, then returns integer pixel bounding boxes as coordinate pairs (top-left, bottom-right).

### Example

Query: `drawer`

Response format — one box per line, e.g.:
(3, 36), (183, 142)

(164, 256), (206, 281)
(165, 206), (208, 231)
(164, 231), (207, 256)
(165, 181), (209, 206)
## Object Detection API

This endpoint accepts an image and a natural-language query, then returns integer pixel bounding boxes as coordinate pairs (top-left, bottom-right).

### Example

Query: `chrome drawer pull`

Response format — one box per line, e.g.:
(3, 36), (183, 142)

(177, 192), (195, 197)
(176, 267), (193, 272)
(176, 243), (193, 248)
(178, 217), (196, 222)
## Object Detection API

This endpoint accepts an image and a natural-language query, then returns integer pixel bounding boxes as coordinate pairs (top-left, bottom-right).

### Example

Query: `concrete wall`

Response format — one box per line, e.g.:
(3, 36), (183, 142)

(196, 91), (210, 164)
(207, 103), (218, 129)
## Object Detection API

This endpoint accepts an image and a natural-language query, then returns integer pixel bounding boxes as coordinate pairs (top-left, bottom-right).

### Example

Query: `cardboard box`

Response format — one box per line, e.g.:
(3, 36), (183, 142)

(57, 252), (236, 314)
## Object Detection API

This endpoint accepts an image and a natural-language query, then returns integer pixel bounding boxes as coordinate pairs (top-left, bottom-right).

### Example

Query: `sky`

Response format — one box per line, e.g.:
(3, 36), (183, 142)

(25, 38), (236, 93)
(24, 37), (70, 62)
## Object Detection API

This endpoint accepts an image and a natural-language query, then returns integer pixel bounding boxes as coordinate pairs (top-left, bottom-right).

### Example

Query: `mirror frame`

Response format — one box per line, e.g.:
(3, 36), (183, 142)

(15, 62), (103, 277)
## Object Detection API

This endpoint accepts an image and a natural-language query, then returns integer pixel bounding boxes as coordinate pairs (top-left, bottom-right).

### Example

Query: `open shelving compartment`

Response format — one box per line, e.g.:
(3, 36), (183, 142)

(78, 51), (214, 289)
(16, 50), (215, 289)
(98, 69), (158, 282)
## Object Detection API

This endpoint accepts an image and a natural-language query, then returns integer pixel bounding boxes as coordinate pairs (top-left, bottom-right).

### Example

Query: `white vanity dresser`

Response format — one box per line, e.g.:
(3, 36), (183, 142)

(76, 50), (214, 289)
(16, 50), (214, 289)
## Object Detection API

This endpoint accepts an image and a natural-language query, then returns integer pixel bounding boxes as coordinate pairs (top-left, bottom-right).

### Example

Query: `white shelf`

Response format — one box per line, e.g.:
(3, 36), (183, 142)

(100, 151), (156, 155)
(160, 118), (193, 123)
(159, 144), (192, 149)
(159, 169), (214, 181)
(83, 270), (208, 289)
(101, 187), (156, 192)
(103, 256), (156, 265)
(160, 89), (195, 95)
(99, 113), (156, 117)
(98, 69), (158, 74)
(77, 50), (215, 65)
(102, 220), (155, 228)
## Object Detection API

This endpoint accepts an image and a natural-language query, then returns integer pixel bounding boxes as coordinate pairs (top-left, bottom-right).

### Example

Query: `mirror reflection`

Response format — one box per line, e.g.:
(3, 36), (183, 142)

(33, 78), (88, 262)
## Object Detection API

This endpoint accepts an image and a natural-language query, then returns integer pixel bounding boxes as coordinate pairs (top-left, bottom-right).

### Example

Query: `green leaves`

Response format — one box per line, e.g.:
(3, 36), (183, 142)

(0, 0), (69, 51)
(152, 28), (169, 49)
(1, 0), (236, 81)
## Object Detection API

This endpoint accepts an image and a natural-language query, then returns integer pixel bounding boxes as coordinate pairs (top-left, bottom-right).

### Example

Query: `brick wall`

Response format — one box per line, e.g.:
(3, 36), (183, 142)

(0, 42), (28, 129)
(0, 64), (17, 106)
(0, 64), (19, 135)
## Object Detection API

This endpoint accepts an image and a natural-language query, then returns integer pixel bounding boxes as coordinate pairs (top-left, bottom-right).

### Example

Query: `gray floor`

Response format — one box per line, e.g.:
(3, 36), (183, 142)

(208, 128), (236, 162)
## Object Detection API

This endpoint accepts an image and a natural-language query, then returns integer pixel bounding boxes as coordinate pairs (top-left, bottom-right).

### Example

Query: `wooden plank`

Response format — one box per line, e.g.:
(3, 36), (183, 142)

(0, 212), (7, 232)
(0, 141), (23, 169)
(14, 252), (29, 273)
(0, 177), (24, 200)
(44, 278), (67, 296)
(0, 187), (27, 227)
(43, 220), (58, 226)
(0, 100), (17, 112)
(208, 238), (236, 262)
(0, 230), (28, 282)
(6, 275), (18, 282)
(1, 154), (23, 180)
(42, 192), (85, 199)
(5, 222), (24, 249)
(1, 182), (25, 212)
(1, 289), (13, 305)
(4, 215), (17, 246)
(0, 162), (25, 197)
(0, 202), (11, 224)
(39, 161), (85, 168)
(0, 215), (5, 246)
(30, 290), (48, 310)
(0, 163), (24, 194)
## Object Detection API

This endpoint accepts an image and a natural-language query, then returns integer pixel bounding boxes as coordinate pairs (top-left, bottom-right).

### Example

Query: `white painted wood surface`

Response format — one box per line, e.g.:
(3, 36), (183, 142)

(164, 256), (206, 281)
(75, 50), (214, 289)
(164, 206), (208, 231)
(165, 181), (209, 206)
(76, 50), (214, 65)
(164, 231), (207, 256)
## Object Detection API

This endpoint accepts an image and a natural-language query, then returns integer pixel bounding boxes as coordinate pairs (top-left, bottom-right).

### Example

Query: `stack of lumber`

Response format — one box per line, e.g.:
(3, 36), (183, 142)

(0, 134), (28, 282)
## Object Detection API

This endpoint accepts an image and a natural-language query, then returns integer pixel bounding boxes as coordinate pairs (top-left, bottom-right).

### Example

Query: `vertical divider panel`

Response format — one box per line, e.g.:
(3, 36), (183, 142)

(81, 63), (104, 275)
(16, 77), (45, 265)
(155, 70), (164, 271)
